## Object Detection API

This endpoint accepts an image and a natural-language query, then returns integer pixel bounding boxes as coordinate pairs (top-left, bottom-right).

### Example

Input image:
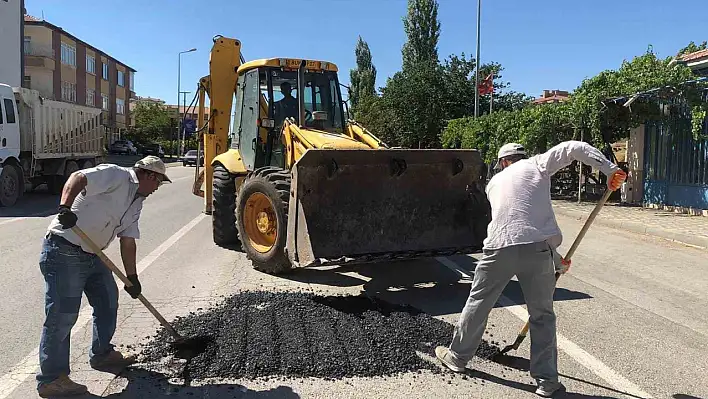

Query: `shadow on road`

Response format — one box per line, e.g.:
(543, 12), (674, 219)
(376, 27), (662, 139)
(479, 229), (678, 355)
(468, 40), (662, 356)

(75, 369), (300, 398)
(672, 395), (704, 399)
(280, 254), (592, 317)
(492, 354), (647, 399)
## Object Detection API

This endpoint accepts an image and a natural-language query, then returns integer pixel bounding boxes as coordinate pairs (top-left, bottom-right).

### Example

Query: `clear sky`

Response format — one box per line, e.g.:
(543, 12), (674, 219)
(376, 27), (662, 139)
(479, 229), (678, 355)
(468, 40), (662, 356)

(24, 0), (706, 105)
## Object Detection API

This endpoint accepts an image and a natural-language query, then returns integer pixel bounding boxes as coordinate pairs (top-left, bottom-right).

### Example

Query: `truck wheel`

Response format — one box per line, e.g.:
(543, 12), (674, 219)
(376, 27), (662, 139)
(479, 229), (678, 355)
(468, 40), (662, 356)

(81, 159), (94, 170)
(212, 164), (240, 247)
(65, 161), (80, 178)
(0, 165), (22, 207)
(236, 167), (292, 275)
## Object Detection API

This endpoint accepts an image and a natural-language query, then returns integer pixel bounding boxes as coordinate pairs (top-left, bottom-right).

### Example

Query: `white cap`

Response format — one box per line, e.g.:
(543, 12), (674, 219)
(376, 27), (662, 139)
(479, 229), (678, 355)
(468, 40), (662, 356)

(495, 143), (526, 169)
(134, 155), (171, 183)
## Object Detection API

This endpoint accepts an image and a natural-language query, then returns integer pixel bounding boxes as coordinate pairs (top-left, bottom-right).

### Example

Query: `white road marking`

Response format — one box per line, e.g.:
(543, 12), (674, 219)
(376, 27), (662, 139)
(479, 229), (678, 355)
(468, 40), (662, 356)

(0, 211), (51, 227)
(435, 256), (653, 399)
(0, 213), (206, 398)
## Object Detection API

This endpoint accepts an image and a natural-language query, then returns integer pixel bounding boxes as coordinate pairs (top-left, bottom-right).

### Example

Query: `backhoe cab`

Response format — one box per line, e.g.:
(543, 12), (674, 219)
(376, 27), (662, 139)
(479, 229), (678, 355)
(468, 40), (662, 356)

(195, 36), (490, 275)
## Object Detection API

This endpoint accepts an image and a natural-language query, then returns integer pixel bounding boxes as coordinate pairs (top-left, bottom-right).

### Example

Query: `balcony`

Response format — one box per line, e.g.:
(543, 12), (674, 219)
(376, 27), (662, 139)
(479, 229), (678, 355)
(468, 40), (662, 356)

(24, 44), (56, 70)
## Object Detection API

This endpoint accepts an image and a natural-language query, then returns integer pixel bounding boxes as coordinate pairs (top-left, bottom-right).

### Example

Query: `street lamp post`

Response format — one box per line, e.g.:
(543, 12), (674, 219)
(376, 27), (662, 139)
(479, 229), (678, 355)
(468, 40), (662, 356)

(474, 0), (481, 118)
(177, 48), (196, 156)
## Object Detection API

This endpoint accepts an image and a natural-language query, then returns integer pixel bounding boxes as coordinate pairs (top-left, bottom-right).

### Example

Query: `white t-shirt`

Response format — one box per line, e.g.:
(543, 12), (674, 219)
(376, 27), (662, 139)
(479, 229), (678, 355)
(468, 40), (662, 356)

(482, 141), (619, 250)
(47, 164), (144, 253)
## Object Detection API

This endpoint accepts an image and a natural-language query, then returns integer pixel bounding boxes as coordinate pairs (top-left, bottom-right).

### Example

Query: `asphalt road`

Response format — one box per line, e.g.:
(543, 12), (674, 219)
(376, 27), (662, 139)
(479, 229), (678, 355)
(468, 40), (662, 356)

(0, 166), (706, 398)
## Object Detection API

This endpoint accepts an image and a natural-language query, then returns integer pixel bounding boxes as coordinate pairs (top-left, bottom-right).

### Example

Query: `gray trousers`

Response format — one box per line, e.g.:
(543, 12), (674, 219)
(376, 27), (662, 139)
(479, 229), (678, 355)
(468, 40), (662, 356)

(449, 241), (558, 382)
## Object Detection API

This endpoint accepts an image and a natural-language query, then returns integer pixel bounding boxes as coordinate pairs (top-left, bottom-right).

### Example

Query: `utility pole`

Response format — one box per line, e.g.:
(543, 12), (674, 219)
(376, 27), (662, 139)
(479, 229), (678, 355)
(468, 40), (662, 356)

(179, 91), (190, 155)
(177, 48), (196, 155)
(474, 0), (482, 118)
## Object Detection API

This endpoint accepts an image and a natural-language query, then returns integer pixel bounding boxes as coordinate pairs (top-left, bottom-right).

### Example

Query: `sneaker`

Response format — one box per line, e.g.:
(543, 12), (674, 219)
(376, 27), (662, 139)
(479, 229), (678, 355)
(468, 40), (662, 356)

(535, 380), (566, 397)
(37, 375), (88, 398)
(89, 349), (137, 371)
(434, 346), (467, 373)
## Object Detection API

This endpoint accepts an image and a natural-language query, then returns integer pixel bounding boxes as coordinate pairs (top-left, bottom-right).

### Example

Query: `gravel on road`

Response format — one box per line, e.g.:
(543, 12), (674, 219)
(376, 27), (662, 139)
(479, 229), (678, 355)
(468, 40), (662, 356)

(137, 291), (501, 381)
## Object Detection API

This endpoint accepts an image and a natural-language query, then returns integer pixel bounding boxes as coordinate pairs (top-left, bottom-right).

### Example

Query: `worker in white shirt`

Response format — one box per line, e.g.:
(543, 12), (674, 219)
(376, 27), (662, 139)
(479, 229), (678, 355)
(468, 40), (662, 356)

(435, 141), (627, 397)
(36, 156), (170, 398)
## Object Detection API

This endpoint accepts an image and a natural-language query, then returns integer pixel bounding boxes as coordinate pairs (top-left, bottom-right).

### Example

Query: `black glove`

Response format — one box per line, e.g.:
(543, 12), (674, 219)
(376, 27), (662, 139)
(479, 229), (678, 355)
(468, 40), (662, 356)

(57, 205), (78, 229)
(124, 274), (142, 299)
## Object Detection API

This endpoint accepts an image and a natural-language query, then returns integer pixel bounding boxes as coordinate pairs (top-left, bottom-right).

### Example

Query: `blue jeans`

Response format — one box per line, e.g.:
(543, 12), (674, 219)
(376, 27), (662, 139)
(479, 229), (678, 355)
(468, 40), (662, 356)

(36, 234), (119, 386)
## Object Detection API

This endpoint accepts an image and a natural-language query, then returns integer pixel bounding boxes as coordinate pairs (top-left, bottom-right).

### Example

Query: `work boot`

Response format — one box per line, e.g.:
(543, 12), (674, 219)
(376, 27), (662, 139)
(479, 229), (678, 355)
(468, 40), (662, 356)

(535, 379), (566, 397)
(37, 375), (88, 398)
(89, 349), (137, 371)
(435, 346), (467, 373)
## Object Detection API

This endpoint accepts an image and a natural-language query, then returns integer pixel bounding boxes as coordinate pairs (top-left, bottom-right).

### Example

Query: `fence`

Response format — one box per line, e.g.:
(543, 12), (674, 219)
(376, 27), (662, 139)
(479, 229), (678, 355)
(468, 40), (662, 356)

(643, 107), (708, 210)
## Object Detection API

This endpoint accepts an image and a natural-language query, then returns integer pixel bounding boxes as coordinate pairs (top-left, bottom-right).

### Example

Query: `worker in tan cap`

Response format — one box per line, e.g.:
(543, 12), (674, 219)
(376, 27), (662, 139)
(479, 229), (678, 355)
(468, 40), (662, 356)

(36, 155), (169, 397)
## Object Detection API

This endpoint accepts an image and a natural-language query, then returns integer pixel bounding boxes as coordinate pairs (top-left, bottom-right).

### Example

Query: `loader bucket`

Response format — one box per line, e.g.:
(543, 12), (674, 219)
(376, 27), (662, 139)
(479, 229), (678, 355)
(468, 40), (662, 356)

(286, 149), (491, 267)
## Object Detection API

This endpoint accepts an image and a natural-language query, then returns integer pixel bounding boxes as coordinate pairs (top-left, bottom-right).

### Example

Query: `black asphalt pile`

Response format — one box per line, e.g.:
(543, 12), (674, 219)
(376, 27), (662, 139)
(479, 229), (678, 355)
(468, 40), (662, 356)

(138, 291), (501, 380)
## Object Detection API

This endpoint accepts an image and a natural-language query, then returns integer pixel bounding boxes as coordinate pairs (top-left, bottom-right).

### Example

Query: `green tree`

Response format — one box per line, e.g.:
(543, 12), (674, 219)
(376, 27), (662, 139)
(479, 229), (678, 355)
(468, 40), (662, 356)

(677, 40), (707, 56)
(402, 0), (441, 70)
(133, 101), (172, 141)
(349, 36), (377, 115)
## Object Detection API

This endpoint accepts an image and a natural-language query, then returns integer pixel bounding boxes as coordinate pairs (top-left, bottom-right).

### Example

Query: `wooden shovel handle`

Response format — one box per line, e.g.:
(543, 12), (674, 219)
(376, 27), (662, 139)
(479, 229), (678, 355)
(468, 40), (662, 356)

(70, 226), (182, 340)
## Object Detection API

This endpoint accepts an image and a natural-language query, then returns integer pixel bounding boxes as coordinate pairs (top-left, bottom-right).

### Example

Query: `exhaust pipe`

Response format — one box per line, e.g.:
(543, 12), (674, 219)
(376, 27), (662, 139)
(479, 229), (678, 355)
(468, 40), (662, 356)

(298, 59), (306, 127)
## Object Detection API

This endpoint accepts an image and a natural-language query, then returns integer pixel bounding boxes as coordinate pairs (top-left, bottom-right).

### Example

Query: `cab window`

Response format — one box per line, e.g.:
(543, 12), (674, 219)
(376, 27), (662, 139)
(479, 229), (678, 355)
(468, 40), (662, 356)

(3, 99), (16, 124)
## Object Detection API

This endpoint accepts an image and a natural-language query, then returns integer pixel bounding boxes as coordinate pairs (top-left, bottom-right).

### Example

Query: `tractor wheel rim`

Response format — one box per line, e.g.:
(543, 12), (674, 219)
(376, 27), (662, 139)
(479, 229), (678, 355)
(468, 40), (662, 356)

(244, 192), (277, 253)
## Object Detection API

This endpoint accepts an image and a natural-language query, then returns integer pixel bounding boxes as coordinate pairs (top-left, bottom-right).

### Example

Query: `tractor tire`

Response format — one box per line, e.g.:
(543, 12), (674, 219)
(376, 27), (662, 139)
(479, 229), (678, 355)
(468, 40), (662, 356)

(0, 165), (22, 207)
(236, 167), (292, 275)
(212, 164), (239, 247)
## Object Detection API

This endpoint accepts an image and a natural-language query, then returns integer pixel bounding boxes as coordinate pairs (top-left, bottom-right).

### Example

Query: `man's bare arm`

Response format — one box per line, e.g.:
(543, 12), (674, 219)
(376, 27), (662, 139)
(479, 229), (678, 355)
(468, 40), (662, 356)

(59, 172), (87, 207)
(119, 237), (138, 276)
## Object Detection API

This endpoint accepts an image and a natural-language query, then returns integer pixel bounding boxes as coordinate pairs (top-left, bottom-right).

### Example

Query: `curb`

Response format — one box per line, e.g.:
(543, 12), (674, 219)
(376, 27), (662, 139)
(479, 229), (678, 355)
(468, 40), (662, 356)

(553, 206), (708, 251)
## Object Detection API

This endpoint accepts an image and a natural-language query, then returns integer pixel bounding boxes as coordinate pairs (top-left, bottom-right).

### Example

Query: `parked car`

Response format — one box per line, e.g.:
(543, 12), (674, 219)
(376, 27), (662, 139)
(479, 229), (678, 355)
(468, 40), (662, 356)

(109, 140), (138, 155)
(182, 149), (204, 166)
(142, 143), (165, 157)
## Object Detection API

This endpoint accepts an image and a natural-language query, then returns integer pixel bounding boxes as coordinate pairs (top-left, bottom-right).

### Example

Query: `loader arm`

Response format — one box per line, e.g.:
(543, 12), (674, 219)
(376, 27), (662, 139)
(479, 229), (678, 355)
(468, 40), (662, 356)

(192, 36), (243, 212)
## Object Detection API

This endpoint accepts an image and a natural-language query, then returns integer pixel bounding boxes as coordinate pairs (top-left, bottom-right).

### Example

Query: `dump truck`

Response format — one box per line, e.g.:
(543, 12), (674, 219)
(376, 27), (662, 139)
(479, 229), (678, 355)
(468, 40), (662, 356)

(191, 36), (491, 274)
(0, 83), (104, 207)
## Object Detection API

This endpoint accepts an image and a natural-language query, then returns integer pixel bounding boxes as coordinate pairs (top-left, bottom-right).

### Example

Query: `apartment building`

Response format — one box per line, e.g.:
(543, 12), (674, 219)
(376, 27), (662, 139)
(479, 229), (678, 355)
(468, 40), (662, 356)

(23, 14), (136, 141)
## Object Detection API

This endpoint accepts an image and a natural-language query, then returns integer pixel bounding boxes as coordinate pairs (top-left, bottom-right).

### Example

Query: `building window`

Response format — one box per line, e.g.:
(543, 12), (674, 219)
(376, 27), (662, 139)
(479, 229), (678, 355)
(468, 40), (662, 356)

(102, 94), (109, 110)
(61, 81), (77, 102)
(118, 71), (125, 87)
(60, 42), (76, 67)
(102, 63), (109, 80)
(129, 71), (135, 91)
(23, 36), (31, 55)
(86, 55), (96, 74)
(86, 89), (95, 106)
(117, 98), (125, 115)
(23, 76), (31, 89)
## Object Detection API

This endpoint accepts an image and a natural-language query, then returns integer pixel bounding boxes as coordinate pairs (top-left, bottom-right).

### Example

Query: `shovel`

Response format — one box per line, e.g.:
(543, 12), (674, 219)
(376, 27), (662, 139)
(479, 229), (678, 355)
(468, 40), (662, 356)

(496, 187), (613, 357)
(70, 226), (211, 358)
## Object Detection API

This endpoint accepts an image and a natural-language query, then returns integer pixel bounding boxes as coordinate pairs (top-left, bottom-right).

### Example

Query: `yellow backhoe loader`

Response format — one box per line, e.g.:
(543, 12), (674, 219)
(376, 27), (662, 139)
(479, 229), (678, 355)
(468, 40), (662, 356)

(191, 36), (491, 274)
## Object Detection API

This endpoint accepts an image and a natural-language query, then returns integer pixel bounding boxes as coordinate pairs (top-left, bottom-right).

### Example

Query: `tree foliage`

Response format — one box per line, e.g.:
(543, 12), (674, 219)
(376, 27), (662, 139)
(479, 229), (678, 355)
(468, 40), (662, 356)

(133, 101), (173, 141)
(402, 0), (440, 70)
(443, 46), (708, 161)
(348, 36), (377, 114)
(677, 40), (707, 56)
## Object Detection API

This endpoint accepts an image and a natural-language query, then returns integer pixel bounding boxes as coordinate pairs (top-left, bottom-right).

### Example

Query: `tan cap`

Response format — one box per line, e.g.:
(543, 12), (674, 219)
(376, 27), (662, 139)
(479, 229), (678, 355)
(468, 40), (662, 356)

(134, 155), (171, 183)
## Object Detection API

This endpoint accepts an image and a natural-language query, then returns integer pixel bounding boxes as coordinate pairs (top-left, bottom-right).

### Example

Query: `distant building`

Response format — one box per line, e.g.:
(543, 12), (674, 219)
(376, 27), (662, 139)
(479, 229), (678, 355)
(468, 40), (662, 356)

(129, 96), (168, 127)
(23, 14), (136, 142)
(534, 89), (569, 104)
(676, 48), (708, 76)
(0, 0), (23, 87)
(166, 105), (211, 125)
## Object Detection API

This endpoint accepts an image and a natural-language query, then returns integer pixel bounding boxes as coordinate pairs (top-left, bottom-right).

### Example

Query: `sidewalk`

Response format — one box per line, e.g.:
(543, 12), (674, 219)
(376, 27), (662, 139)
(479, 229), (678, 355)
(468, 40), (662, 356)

(552, 200), (708, 250)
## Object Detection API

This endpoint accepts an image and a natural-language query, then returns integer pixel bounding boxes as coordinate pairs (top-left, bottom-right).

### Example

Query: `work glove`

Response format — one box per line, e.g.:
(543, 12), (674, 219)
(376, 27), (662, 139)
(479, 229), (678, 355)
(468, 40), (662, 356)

(552, 247), (572, 274)
(608, 169), (627, 191)
(124, 274), (142, 299)
(57, 205), (78, 229)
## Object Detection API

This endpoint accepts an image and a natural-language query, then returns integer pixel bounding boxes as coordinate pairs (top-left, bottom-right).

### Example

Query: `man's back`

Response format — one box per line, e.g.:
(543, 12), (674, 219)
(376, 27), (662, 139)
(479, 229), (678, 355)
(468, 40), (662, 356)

(484, 158), (558, 250)
(483, 141), (620, 251)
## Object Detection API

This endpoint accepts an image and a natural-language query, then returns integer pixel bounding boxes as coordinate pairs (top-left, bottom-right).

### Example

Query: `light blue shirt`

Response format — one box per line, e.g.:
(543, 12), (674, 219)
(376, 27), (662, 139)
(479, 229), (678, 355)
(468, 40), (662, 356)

(48, 164), (144, 253)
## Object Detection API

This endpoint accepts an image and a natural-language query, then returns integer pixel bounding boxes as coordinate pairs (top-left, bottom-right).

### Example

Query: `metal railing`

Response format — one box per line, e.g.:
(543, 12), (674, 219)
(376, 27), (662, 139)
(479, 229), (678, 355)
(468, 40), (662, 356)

(24, 44), (55, 59)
